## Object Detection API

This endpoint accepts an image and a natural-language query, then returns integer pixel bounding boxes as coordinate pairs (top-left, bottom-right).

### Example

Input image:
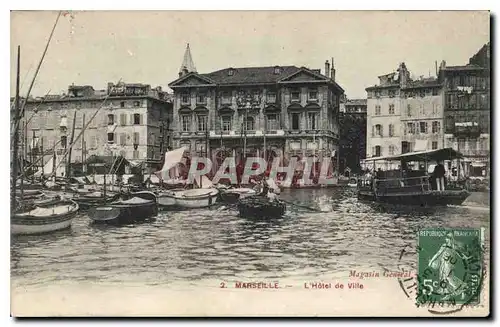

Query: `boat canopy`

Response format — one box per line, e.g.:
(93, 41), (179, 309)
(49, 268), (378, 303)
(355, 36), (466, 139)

(365, 148), (463, 163)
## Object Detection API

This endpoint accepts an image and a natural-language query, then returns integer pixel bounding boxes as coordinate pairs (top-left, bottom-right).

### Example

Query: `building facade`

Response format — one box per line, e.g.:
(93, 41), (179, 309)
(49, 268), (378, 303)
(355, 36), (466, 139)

(338, 99), (367, 175)
(168, 46), (345, 174)
(366, 63), (445, 167)
(440, 42), (490, 178)
(19, 82), (173, 176)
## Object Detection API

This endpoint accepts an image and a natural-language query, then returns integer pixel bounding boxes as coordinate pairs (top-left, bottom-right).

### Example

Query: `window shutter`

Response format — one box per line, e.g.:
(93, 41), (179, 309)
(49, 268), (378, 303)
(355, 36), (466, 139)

(372, 126), (375, 137)
(139, 114), (143, 125)
(380, 125), (384, 137)
(130, 114), (134, 125)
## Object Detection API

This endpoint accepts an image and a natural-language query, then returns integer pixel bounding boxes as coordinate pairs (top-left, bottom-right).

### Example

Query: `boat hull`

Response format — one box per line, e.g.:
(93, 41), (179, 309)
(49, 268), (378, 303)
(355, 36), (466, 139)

(88, 191), (158, 225)
(161, 188), (219, 209)
(238, 196), (286, 219)
(11, 200), (79, 235)
(357, 190), (471, 206)
(73, 193), (120, 210)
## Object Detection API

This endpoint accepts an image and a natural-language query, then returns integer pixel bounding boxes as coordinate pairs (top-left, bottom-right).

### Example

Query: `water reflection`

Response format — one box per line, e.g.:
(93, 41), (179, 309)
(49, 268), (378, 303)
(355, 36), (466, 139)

(11, 188), (490, 287)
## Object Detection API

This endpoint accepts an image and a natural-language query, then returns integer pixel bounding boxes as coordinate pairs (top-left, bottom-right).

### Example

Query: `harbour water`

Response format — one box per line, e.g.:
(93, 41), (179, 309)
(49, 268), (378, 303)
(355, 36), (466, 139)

(10, 188), (490, 316)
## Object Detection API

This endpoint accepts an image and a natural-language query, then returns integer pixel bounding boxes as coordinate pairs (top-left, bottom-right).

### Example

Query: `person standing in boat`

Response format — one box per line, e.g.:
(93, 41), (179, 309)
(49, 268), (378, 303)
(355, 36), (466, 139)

(433, 161), (446, 191)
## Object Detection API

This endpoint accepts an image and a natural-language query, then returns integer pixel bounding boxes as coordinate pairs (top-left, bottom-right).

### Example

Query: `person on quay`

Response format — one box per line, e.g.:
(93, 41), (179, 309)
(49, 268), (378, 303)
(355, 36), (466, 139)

(433, 161), (446, 191)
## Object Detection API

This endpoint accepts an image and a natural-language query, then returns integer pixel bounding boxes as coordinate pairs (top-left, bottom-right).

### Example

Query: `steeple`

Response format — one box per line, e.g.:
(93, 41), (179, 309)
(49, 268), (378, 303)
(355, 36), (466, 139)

(179, 43), (197, 77)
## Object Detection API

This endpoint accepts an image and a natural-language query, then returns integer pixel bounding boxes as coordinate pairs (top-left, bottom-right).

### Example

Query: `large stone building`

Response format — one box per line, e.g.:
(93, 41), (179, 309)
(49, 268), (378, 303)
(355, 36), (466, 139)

(168, 45), (345, 173)
(440, 43), (490, 178)
(18, 82), (173, 176)
(365, 63), (444, 166)
(338, 99), (367, 175)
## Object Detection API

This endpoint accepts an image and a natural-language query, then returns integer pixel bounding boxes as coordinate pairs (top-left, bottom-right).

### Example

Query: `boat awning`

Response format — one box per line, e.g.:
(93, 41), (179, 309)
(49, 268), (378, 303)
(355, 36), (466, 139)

(365, 148), (464, 162)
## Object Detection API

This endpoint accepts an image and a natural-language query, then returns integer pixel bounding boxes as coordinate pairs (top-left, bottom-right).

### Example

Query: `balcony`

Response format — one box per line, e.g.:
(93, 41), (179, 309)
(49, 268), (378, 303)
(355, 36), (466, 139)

(459, 149), (489, 157)
(208, 129), (285, 138)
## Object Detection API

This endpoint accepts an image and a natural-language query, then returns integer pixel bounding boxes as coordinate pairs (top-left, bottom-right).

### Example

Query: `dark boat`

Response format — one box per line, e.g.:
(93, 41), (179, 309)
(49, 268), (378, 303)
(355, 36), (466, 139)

(358, 148), (471, 206)
(88, 191), (158, 225)
(237, 196), (286, 219)
(72, 191), (121, 210)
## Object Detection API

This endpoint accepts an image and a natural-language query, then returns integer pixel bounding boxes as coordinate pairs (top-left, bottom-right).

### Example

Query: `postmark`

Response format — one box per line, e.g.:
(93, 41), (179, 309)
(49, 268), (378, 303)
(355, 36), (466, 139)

(416, 228), (484, 309)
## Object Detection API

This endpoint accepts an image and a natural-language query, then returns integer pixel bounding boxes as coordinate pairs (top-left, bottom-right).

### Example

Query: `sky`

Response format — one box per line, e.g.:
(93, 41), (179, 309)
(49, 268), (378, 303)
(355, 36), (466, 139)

(10, 11), (490, 99)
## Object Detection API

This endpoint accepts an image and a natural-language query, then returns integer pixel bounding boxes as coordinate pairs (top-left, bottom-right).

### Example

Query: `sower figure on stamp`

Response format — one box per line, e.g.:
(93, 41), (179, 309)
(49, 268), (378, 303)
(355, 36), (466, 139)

(428, 232), (468, 300)
(433, 161), (446, 191)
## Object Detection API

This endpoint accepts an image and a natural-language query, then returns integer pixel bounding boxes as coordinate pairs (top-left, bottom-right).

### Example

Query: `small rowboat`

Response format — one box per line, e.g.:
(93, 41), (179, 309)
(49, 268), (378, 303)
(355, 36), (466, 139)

(88, 191), (158, 225)
(72, 191), (121, 210)
(347, 177), (358, 188)
(11, 199), (79, 235)
(158, 188), (219, 210)
(219, 187), (257, 204)
(237, 196), (286, 219)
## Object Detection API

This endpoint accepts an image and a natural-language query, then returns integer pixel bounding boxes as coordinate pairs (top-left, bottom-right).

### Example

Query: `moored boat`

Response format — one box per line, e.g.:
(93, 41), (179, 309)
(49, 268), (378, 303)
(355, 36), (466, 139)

(170, 187), (219, 209)
(219, 187), (257, 204)
(11, 199), (79, 235)
(237, 196), (286, 219)
(88, 191), (158, 225)
(72, 191), (121, 210)
(358, 148), (471, 206)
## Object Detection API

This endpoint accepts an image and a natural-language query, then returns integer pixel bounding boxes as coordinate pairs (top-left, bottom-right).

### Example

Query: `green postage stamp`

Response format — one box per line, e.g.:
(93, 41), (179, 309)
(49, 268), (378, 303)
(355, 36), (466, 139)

(417, 228), (485, 306)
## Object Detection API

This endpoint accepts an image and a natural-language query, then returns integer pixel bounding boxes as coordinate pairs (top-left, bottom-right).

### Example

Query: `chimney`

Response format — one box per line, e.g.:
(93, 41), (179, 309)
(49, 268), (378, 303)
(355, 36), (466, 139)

(440, 60), (446, 70)
(435, 61), (438, 76)
(325, 60), (330, 78)
(331, 58), (336, 81)
(398, 62), (408, 88)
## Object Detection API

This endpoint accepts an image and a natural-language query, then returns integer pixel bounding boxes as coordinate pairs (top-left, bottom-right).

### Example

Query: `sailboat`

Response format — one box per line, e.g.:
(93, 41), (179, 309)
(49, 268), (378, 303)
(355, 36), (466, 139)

(155, 147), (219, 210)
(11, 42), (79, 235)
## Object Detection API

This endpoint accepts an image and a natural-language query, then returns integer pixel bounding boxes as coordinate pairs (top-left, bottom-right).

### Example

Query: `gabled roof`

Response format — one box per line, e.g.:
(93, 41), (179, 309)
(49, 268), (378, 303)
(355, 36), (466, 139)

(168, 72), (217, 88)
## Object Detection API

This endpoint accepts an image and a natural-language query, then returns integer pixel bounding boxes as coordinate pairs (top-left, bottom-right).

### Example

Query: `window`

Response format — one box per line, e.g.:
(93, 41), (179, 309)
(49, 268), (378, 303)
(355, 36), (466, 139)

(389, 124), (394, 137)
(419, 122), (427, 134)
(375, 105), (381, 115)
(181, 115), (191, 132)
(60, 135), (67, 148)
(389, 145), (395, 155)
(308, 112), (318, 130)
(228, 69), (234, 76)
(274, 66), (281, 74)
(291, 89), (300, 102)
(245, 117), (255, 131)
(197, 115), (207, 132)
(107, 132), (114, 143)
(222, 116), (232, 131)
(107, 114), (114, 125)
(432, 121), (440, 134)
(388, 104), (395, 115)
(197, 93), (206, 104)
(133, 113), (141, 125)
(458, 138), (466, 150)
(133, 150), (139, 159)
(120, 133), (126, 146)
(407, 104), (412, 117)
(120, 101), (125, 108)
(120, 114), (127, 126)
(266, 114), (278, 130)
(221, 91), (231, 104)
(134, 101), (141, 107)
(407, 122), (415, 134)
(181, 92), (190, 104)
(267, 92), (276, 104)
(308, 89), (318, 101)
(432, 141), (438, 150)
(375, 124), (383, 137)
(374, 146), (381, 157)
(432, 88), (439, 96)
(291, 113), (300, 130)
(133, 132), (140, 145)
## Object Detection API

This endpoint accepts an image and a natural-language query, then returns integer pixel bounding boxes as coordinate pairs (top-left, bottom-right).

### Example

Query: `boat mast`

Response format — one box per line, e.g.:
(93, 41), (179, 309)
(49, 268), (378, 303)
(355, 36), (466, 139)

(11, 45), (21, 212)
(65, 110), (78, 185)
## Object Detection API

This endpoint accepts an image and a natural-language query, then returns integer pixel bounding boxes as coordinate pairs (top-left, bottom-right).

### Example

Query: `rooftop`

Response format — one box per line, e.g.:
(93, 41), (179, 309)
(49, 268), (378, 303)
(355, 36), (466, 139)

(345, 99), (367, 106)
(201, 66), (301, 85)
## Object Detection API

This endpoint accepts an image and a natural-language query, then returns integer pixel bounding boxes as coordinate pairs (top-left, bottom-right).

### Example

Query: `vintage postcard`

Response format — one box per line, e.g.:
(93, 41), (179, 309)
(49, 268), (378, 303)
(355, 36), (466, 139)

(10, 10), (490, 317)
